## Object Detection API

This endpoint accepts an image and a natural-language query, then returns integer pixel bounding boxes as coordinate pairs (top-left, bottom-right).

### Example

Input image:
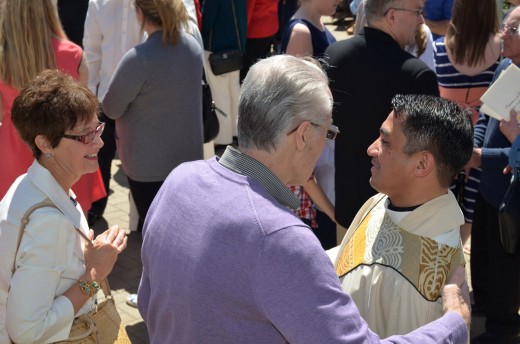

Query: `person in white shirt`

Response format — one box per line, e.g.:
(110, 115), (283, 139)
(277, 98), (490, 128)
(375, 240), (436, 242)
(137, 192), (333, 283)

(83, 0), (145, 224)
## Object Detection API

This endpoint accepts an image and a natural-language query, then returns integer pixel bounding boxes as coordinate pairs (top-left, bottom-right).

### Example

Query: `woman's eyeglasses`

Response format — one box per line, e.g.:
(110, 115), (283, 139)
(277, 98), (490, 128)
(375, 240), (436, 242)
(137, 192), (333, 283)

(62, 122), (105, 144)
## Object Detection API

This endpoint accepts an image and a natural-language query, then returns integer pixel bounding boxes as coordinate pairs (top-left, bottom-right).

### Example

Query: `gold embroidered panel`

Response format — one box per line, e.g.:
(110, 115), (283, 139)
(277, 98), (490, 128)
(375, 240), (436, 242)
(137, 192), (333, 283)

(336, 201), (465, 301)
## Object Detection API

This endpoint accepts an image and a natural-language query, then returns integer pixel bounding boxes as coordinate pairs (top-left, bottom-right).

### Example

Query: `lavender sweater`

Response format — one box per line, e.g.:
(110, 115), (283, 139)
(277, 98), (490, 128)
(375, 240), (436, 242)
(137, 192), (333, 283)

(138, 154), (467, 343)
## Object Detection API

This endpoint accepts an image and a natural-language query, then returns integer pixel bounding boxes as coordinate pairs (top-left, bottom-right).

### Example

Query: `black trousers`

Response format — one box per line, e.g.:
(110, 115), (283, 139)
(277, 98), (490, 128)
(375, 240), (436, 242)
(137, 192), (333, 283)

(240, 36), (274, 82)
(90, 113), (116, 216)
(300, 212), (337, 250)
(127, 178), (164, 233)
(471, 193), (520, 335)
(315, 210), (337, 250)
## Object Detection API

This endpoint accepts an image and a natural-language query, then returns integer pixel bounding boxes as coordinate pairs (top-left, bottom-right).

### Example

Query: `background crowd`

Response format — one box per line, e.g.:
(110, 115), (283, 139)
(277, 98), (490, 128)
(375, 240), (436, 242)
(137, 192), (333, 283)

(0, 0), (519, 343)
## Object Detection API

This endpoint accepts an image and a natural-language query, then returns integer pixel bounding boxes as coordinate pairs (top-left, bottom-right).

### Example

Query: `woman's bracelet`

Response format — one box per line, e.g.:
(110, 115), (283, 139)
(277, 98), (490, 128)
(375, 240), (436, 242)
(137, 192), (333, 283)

(77, 280), (101, 297)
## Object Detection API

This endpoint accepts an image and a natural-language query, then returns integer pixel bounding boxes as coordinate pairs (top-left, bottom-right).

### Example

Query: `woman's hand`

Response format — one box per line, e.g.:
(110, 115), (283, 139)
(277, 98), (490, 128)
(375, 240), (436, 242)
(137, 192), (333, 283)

(83, 225), (127, 281)
(499, 110), (520, 144)
(462, 148), (482, 181)
(500, 110), (520, 174)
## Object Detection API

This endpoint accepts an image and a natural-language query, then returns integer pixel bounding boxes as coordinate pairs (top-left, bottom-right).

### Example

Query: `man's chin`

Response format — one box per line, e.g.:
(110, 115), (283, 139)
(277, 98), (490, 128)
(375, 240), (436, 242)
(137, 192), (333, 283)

(370, 177), (385, 193)
(368, 178), (378, 191)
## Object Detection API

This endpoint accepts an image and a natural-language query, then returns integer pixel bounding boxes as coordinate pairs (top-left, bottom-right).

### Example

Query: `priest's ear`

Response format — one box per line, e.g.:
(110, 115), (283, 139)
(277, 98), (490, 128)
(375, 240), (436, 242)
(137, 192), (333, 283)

(413, 151), (435, 179)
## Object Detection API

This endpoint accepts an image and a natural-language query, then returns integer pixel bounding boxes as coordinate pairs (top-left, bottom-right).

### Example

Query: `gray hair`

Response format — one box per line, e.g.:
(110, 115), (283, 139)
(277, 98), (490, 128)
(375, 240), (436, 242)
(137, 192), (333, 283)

(237, 55), (332, 151)
(365, 0), (401, 25)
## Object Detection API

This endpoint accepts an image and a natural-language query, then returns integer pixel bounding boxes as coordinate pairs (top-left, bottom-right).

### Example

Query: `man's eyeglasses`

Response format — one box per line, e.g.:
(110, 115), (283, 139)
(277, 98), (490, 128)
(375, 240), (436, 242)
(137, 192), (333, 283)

(63, 122), (105, 144)
(385, 7), (424, 17)
(287, 121), (340, 140)
(500, 24), (520, 36)
(311, 122), (340, 140)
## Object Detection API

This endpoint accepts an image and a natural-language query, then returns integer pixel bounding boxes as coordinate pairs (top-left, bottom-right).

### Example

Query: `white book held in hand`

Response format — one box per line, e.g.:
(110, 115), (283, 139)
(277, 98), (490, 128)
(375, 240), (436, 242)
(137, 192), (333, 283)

(480, 63), (520, 121)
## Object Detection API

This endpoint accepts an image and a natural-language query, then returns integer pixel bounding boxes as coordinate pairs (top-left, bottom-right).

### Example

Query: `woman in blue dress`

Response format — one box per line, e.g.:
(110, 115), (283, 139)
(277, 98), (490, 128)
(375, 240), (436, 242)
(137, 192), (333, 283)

(279, 0), (338, 58)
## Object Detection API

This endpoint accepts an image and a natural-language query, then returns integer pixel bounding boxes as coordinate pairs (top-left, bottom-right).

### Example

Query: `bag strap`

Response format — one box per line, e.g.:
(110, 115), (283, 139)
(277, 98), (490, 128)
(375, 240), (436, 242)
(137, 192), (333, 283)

(209, 0), (242, 52)
(12, 199), (57, 274)
(12, 198), (113, 298)
(230, 0), (242, 52)
(72, 223), (114, 299)
(8, 199), (110, 343)
(8, 200), (59, 344)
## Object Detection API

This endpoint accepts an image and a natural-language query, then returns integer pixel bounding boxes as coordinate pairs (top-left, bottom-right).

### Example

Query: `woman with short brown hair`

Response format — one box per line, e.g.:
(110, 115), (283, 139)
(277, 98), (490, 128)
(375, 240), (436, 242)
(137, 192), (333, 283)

(0, 69), (127, 343)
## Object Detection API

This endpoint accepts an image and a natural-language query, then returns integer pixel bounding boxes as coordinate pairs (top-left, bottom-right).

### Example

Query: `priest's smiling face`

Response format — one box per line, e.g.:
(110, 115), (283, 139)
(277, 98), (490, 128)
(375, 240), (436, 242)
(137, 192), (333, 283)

(366, 111), (419, 204)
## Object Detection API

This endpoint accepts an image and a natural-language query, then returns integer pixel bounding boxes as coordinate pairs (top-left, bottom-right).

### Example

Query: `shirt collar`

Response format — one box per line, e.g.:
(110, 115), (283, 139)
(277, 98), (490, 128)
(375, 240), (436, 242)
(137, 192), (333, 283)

(361, 27), (403, 50)
(218, 146), (300, 210)
(27, 160), (89, 232)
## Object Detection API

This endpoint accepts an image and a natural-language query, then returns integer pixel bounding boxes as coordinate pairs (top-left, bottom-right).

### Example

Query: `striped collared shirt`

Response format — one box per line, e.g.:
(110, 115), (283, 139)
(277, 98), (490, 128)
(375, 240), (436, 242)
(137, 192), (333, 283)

(218, 146), (300, 210)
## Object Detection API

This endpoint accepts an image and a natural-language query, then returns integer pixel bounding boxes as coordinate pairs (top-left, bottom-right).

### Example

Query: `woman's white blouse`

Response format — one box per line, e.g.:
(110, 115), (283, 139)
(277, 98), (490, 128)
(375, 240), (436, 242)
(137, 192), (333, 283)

(0, 160), (94, 344)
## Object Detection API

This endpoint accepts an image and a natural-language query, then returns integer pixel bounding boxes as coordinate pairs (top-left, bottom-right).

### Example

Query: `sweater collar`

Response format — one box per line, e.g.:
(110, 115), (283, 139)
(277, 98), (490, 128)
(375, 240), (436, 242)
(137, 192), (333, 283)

(218, 146), (300, 210)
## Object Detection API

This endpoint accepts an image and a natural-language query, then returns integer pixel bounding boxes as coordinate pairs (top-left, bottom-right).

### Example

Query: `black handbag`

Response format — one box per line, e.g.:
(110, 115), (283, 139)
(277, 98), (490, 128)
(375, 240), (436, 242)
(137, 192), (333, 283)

(209, 49), (243, 76)
(208, 0), (243, 76)
(498, 138), (520, 255)
(202, 73), (219, 143)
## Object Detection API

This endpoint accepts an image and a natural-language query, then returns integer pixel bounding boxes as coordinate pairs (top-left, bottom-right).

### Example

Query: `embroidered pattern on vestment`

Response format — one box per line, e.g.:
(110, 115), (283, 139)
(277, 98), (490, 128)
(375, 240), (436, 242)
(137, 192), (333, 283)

(336, 201), (464, 301)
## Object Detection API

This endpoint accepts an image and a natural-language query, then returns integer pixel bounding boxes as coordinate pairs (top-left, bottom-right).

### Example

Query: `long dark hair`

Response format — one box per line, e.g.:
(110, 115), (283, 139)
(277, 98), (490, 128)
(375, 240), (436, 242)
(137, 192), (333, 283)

(445, 0), (498, 67)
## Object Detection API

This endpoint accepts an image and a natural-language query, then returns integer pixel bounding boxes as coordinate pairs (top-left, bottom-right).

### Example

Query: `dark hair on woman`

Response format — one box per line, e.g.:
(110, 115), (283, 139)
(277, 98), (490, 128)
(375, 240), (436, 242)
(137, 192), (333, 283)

(11, 69), (99, 159)
(135, 0), (189, 45)
(391, 94), (473, 187)
(446, 0), (498, 67)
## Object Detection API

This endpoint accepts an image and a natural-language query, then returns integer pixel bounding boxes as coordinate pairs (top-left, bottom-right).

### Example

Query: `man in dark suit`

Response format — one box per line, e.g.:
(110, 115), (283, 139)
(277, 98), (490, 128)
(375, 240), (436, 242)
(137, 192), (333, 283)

(325, 0), (439, 239)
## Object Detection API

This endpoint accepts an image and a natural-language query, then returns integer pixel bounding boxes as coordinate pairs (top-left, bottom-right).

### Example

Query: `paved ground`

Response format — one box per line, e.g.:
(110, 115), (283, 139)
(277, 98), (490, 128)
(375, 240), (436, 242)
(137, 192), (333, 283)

(92, 17), (487, 343)
(91, 160), (149, 343)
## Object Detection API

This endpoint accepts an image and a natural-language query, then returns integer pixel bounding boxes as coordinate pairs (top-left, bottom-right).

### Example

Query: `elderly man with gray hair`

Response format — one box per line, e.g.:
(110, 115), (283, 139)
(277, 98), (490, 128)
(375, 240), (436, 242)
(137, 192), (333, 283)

(137, 55), (469, 343)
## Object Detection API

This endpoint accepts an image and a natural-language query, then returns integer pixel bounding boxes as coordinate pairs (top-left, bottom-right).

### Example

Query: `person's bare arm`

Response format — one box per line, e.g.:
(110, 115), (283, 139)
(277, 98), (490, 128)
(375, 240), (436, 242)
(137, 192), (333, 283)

(303, 178), (335, 223)
(286, 23), (313, 57)
(442, 267), (471, 333)
(424, 19), (450, 36)
(462, 148), (482, 181)
(77, 53), (89, 87)
(63, 226), (127, 313)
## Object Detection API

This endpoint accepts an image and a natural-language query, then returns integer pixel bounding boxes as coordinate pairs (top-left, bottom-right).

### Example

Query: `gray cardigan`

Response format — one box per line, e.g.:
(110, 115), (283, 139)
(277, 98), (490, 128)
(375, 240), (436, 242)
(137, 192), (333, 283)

(103, 30), (203, 182)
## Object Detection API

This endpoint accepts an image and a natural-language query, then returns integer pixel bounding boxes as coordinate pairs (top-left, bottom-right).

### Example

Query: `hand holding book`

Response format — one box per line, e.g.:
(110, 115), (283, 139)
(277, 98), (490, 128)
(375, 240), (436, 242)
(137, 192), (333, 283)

(480, 63), (520, 121)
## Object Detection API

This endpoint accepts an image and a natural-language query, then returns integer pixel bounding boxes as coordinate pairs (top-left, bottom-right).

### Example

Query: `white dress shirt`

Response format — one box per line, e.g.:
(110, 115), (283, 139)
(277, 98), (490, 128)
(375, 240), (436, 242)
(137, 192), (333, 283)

(0, 160), (94, 344)
(405, 24), (435, 71)
(83, 0), (145, 101)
